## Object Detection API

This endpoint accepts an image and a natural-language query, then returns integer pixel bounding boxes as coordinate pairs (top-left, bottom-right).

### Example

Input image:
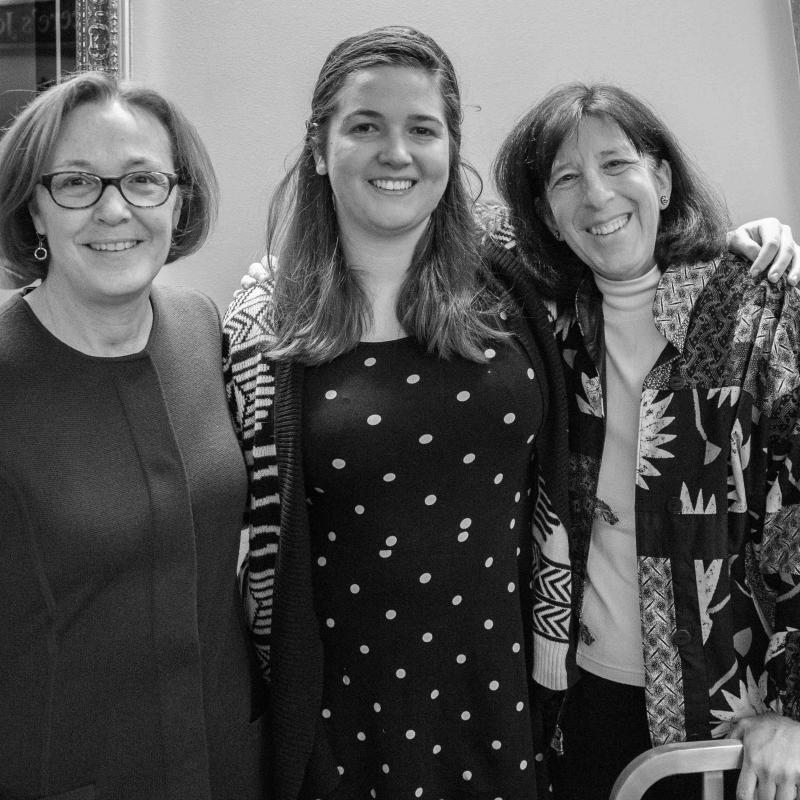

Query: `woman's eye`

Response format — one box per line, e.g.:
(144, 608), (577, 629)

(552, 172), (577, 187)
(410, 126), (435, 137)
(350, 122), (376, 134)
(605, 159), (632, 172)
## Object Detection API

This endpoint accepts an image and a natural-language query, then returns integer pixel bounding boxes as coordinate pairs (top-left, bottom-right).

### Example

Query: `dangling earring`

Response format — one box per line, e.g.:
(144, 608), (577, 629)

(316, 160), (328, 176)
(660, 195), (669, 208)
(33, 233), (48, 262)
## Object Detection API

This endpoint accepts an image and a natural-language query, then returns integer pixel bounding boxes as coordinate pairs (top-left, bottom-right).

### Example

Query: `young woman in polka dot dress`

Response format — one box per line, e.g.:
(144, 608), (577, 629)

(224, 26), (571, 800)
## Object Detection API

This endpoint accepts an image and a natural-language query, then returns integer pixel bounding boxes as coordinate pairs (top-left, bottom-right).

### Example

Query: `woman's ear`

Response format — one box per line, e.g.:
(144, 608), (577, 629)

(654, 159), (672, 207)
(27, 199), (44, 238)
(535, 197), (560, 240)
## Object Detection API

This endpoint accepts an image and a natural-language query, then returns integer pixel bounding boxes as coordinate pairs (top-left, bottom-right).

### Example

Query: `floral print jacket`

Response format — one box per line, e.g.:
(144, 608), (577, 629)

(480, 203), (800, 746)
(559, 254), (800, 745)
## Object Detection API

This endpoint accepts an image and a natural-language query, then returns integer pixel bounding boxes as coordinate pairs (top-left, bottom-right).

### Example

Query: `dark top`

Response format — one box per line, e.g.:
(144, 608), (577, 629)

(0, 287), (267, 800)
(302, 336), (544, 798)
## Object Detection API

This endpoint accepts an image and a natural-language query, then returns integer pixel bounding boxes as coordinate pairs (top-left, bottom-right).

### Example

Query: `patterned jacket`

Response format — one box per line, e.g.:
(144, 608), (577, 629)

(222, 254), (572, 799)
(484, 207), (800, 746)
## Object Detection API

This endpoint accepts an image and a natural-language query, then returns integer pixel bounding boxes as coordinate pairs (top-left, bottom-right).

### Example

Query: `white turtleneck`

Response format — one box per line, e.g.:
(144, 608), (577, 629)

(576, 264), (668, 687)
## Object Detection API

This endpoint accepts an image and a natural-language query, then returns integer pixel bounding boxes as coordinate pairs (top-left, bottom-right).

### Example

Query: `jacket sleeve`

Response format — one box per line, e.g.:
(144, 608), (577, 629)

(223, 282), (280, 682)
(758, 280), (800, 719)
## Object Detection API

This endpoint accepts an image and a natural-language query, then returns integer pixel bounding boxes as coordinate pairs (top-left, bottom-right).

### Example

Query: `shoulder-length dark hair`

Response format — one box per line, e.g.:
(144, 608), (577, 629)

(0, 71), (217, 284)
(267, 25), (507, 364)
(493, 82), (729, 299)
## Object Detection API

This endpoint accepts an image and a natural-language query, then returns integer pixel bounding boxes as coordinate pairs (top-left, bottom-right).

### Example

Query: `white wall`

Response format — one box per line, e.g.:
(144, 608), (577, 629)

(11, 0), (800, 310)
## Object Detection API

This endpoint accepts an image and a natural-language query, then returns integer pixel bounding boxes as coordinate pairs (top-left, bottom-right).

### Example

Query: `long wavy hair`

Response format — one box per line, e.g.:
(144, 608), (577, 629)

(493, 82), (729, 300)
(266, 25), (508, 364)
(0, 71), (217, 284)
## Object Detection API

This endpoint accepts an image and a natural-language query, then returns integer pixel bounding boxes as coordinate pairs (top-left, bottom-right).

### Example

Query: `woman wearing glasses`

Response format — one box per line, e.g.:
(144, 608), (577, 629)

(0, 73), (267, 799)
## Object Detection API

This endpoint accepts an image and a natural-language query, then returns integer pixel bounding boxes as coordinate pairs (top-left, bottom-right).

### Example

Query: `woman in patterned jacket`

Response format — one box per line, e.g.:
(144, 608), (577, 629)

(492, 82), (800, 800)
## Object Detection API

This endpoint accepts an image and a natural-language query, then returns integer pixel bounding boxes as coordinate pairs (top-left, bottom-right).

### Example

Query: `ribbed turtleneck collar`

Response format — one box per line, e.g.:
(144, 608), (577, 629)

(594, 264), (661, 319)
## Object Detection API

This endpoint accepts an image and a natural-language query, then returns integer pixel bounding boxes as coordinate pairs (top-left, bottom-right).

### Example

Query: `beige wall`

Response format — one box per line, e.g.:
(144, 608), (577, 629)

(4, 1), (799, 309)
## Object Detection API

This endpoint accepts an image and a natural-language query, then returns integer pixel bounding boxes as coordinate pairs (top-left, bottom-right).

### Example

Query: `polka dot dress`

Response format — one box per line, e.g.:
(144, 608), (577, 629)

(302, 335), (544, 800)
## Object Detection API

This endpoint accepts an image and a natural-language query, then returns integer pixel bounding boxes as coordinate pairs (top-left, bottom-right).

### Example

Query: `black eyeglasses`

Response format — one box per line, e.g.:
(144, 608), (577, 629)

(39, 171), (180, 209)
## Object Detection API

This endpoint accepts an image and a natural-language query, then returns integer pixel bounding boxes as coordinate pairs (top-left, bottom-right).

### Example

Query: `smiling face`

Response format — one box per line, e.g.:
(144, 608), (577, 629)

(544, 114), (672, 282)
(315, 65), (450, 252)
(29, 99), (181, 306)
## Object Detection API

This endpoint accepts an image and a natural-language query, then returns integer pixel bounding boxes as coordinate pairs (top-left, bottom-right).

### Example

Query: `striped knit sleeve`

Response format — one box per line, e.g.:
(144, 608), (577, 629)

(223, 282), (280, 681)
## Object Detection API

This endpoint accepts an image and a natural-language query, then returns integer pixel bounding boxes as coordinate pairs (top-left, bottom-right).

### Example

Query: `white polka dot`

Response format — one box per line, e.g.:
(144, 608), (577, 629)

(493, 473), (503, 484)
(514, 491), (521, 502)
(535, 752), (544, 762)
(456, 653), (466, 664)
(430, 689), (439, 699)
(342, 674), (350, 685)
(422, 632), (433, 643)
(516, 701), (524, 711)
(338, 765), (344, 775)
(500, 310), (508, 320)
(317, 556), (327, 566)
(371, 790), (377, 798)
(386, 535), (398, 546)
(424, 494), (437, 506)
(415, 789), (423, 798)
(313, 486), (324, 494)
(379, 549), (392, 558)
(360, 644), (370, 654)
(322, 708), (331, 718)
(407, 374), (420, 384)
(504, 412), (516, 424)
(357, 731), (366, 741)
(509, 518), (516, 529)
(461, 711), (471, 721)
(364, 357), (376, 367)
(520, 760), (528, 770)
(332, 458), (346, 469)
(396, 668), (406, 678)
(386, 609), (397, 620)
(492, 740), (502, 750)
(373, 702), (381, 712)
(382, 763), (389, 774)
(432, 744), (441, 754)
(512, 642), (521, 653)
(326, 618), (335, 628)
(383, 472), (396, 482)
(328, 531), (336, 541)
(485, 348), (496, 359)
(460, 518), (472, 528)
(456, 390), (470, 402)
(405, 729), (416, 740)
(350, 584), (360, 594)
(484, 619), (494, 630)
(419, 572), (431, 584)
(489, 680), (500, 691)
(367, 414), (382, 426)
(354, 504), (365, 515)
(457, 531), (469, 543)
(419, 433), (433, 444)
(463, 771), (473, 781)
(507, 582), (515, 592)
(452, 595), (462, 606)
(325, 390), (337, 400)
(463, 453), (476, 464)
(527, 434), (535, 444)
(485, 557), (494, 568)
(527, 368), (535, 379)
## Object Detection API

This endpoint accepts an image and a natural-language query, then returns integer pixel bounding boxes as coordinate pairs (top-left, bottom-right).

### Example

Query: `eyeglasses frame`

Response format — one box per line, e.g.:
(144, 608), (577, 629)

(38, 171), (181, 209)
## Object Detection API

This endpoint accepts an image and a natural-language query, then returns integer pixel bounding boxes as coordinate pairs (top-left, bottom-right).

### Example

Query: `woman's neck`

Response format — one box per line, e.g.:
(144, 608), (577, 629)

(24, 279), (153, 357)
(342, 228), (419, 342)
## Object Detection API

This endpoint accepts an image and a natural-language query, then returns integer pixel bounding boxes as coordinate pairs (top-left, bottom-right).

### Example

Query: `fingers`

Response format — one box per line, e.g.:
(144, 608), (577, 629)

(737, 764), (758, 800)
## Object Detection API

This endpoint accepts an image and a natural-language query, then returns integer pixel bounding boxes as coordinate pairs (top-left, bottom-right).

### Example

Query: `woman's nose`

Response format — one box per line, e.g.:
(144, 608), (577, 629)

(583, 171), (614, 208)
(92, 184), (133, 224)
(377, 133), (413, 167)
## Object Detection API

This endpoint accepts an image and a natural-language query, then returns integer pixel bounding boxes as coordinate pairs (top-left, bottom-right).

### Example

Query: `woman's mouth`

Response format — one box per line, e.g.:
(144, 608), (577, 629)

(589, 214), (631, 236)
(87, 240), (140, 252)
(369, 179), (416, 191)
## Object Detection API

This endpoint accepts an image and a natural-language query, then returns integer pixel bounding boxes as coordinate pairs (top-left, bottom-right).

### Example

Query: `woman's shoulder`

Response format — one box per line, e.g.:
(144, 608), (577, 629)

(223, 280), (277, 352)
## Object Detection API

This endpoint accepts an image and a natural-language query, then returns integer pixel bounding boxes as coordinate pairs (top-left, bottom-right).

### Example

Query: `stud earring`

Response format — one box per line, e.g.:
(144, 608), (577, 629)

(660, 195), (669, 208)
(33, 233), (48, 262)
(316, 160), (327, 176)
(553, 230), (561, 241)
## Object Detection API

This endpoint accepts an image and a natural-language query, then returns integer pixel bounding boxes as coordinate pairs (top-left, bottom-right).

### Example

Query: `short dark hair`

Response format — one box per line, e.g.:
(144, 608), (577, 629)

(493, 82), (729, 299)
(0, 71), (218, 283)
(266, 25), (508, 364)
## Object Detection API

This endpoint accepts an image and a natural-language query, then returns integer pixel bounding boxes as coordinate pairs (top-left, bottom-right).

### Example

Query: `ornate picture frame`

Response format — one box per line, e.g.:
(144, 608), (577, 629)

(76, 0), (129, 77)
